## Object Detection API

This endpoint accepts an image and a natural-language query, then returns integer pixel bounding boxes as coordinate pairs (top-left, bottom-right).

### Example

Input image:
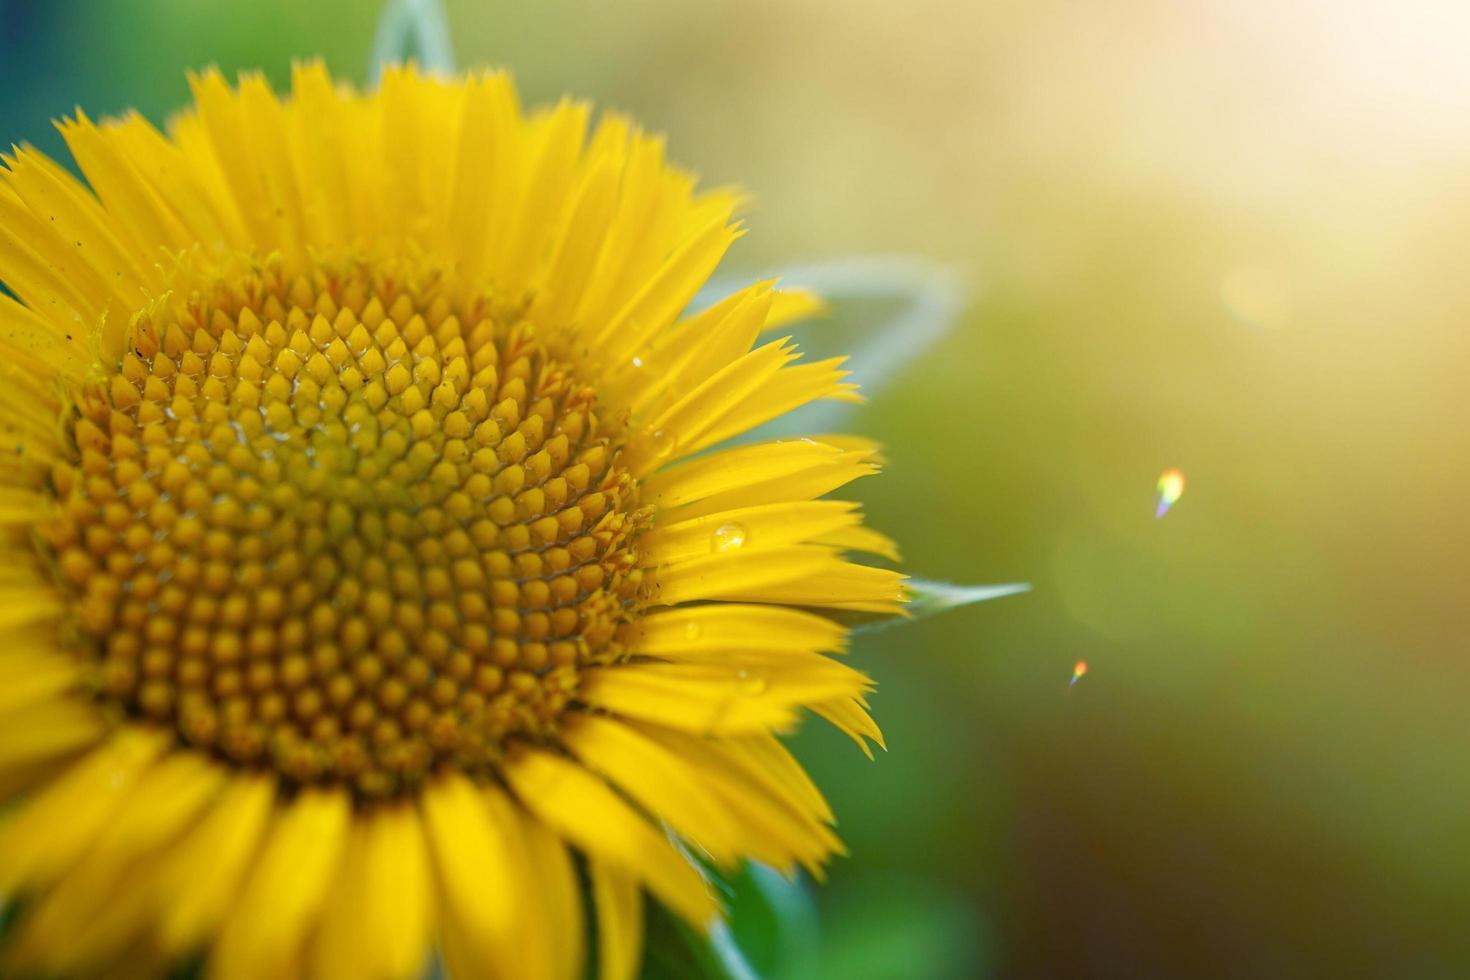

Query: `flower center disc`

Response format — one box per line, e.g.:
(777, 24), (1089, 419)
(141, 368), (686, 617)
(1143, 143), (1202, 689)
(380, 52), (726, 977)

(39, 261), (645, 799)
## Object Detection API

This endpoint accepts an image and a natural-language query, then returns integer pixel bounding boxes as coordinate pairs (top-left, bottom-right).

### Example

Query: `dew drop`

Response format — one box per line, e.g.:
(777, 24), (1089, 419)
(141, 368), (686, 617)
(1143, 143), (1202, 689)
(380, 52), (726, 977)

(649, 428), (677, 461)
(710, 523), (747, 553)
(735, 669), (767, 695)
(683, 620), (703, 641)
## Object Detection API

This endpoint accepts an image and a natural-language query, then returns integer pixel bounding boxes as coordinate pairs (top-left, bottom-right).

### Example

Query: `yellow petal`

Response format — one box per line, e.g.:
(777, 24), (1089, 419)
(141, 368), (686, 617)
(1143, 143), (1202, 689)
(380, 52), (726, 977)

(562, 713), (746, 865)
(811, 696), (888, 757)
(0, 290), (90, 383)
(625, 605), (847, 658)
(59, 110), (191, 256)
(0, 647), (83, 715)
(531, 141), (624, 327)
(696, 356), (861, 452)
(522, 815), (585, 980)
(729, 732), (837, 824)
(572, 132), (687, 330)
(578, 664), (803, 734)
(764, 287), (829, 332)
(590, 858), (644, 980)
(640, 338), (796, 472)
(0, 588), (64, 631)
(814, 522), (903, 561)
(422, 774), (527, 978)
(632, 724), (844, 875)
(2, 146), (150, 311)
(187, 68), (275, 248)
(493, 99), (590, 294)
(377, 65), (429, 243)
(287, 61), (353, 246)
(84, 749), (226, 870)
(154, 772), (275, 953)
(446, 71), (522, 292)
(308, 808), (432, 980)
(210, 788), (350, 980)
(364, 806), (435, 979)
(643, 436), (879, 515)
(0, 184), (105, 332)
(652, 544), (905, 613)
(622, 282), (773, 417)
(0, 727), (164, 891)
(105, 109), (242, 246)
(0, 696), (106, 790)
(642, 500), (865, 564)
(237, 71), (308, 262)
(306, 820), (371, 980)
(594, 211), (741, 366)
(505, 747), (717, 928)
(9, 751), (225, 975)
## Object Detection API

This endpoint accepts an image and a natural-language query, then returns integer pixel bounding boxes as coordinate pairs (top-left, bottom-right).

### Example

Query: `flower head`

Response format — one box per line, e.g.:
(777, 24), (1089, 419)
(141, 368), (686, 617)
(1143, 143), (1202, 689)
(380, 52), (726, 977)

(0, 63), (902, 979)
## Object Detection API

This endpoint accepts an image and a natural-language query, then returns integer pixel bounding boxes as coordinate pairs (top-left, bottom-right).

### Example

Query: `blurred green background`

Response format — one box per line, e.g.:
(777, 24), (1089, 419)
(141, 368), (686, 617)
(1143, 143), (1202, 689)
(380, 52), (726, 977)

(6, 0), (1470, 975)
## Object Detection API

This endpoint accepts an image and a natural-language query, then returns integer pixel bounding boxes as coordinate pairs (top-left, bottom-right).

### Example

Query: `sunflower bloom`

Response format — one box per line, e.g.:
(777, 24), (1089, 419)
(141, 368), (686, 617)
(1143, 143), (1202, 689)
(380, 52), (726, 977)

(0, 64), (903, 979)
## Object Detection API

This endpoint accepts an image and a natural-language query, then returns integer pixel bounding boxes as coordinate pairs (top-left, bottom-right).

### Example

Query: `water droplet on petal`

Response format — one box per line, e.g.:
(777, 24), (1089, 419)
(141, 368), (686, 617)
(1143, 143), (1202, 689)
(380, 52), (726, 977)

(683, 620), (703, 641)
(710, 523), (747, 553)
(649, 428), (677, 461)
(735, 669), (767, 695)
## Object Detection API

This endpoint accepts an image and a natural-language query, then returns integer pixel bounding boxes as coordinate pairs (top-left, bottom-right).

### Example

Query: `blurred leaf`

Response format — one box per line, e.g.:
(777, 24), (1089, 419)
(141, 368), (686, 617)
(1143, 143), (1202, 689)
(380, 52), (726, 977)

(370, 0), (455, 82)
(640, 861), (820, 980)
(695, 255), (970, 436)
(707, 921), (764, 980)
(856, 578), (1029, 635)
(641, 899), (733, 980)
(727, 863), (821, 980)
(817, 874), (990, 980)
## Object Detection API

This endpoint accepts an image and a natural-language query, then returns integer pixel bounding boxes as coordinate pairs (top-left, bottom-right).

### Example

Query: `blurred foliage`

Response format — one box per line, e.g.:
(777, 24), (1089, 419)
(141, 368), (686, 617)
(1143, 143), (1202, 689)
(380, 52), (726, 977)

(5, 0), (1470, 975)
(642, 862), (818, 980)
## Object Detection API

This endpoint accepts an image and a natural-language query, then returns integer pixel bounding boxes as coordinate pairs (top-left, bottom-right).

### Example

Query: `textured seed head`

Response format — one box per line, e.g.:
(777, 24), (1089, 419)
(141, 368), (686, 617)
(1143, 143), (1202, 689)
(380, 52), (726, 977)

(42, 262), (647, 800)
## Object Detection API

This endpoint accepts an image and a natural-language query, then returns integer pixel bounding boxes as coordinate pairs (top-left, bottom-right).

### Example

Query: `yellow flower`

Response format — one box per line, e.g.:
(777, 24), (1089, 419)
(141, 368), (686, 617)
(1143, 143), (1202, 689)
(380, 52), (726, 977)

(0, 63), (902, 979)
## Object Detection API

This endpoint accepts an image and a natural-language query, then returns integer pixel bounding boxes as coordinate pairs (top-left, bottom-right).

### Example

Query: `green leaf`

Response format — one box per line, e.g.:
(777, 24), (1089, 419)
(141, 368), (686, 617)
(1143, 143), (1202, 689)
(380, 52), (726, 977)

(640, 861), (821, 980)
(856, 578), (1029, 634)
(641, 899), (740, 980)
(369, 0), (456, 83)
(730, 863), (821, 980)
